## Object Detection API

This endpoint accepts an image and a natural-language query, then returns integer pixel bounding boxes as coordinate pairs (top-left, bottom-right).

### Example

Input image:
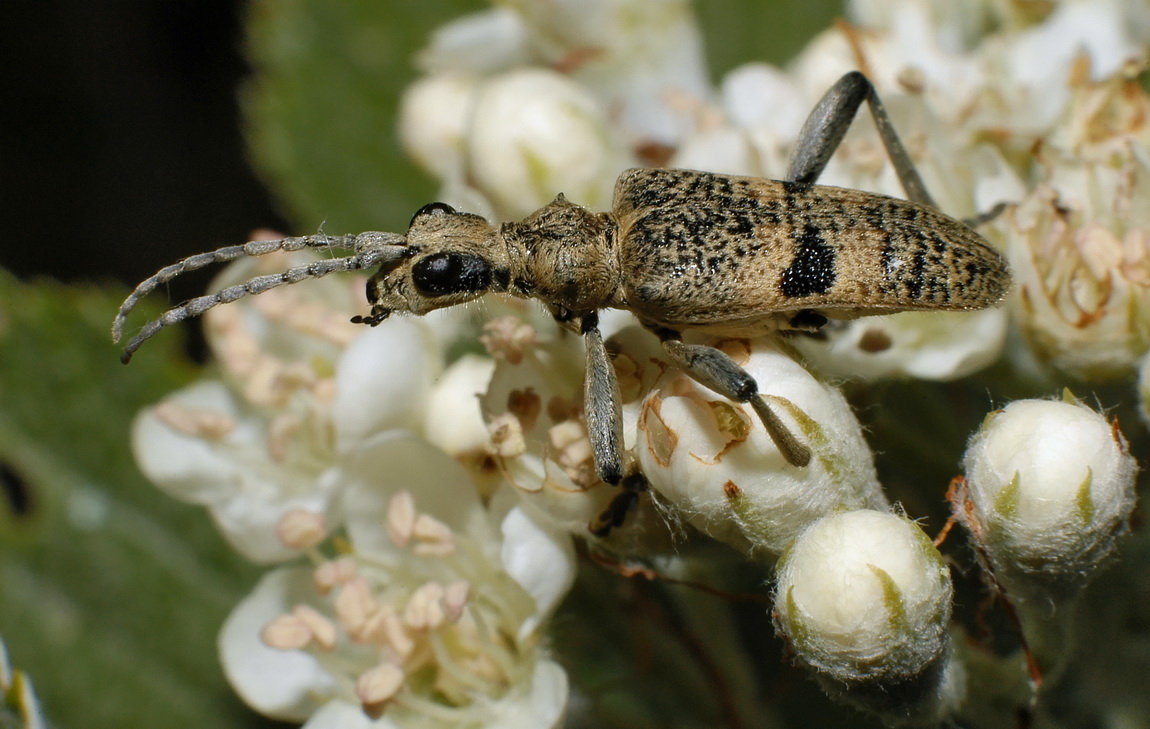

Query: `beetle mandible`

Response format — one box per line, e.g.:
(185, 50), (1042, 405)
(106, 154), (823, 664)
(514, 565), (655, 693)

(114, 72), (1011, 534)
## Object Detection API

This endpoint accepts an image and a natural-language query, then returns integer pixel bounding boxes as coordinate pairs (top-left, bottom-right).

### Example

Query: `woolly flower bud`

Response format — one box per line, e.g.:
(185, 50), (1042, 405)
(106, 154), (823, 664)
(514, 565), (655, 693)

(774, 510), (961, 724)
(465, 68), (628, 220)
(634, 335), (887, 556)
(960, 396), (1138, 604)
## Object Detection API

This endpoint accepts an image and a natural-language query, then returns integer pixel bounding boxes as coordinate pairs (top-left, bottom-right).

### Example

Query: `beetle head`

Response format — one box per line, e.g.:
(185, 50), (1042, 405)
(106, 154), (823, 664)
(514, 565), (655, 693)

(354, 202), (504, 326)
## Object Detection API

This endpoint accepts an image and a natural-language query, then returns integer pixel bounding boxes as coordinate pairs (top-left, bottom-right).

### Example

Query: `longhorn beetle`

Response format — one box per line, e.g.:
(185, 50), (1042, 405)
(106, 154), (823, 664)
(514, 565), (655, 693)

(114, 72), (1011, 535)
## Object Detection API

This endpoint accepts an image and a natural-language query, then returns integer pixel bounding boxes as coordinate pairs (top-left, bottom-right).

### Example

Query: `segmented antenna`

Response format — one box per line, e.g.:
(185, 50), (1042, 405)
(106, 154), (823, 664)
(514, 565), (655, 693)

(114, 232), (407, 364)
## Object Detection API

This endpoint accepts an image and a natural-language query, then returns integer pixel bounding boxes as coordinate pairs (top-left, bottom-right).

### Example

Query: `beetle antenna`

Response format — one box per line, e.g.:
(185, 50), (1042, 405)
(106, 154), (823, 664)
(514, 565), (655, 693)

(115, 232), (407, 363)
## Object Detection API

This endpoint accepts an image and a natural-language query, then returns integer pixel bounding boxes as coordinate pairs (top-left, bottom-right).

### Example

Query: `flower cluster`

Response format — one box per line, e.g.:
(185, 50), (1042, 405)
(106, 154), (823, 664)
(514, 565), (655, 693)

(127, 0), (1149, 726)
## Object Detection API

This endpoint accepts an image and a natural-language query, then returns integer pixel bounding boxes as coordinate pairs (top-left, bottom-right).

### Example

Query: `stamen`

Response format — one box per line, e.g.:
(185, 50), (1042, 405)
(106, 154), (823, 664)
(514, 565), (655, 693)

(386, 491), (417, 548)
(412, 514), (456, 557)
(356, 663), (405, 719)
(488, 413), (527, 458)
(261, 614), (312, 650)
(276, 508), (327, 549)
(267, 413), (304, 463)
(442, 581), (471, 623)
(362, 605), (415, 658)
(152, 400), (235, 439)
(403, 582), (447, 631)
(335, 578), (380, 642)
(292, 605), (338, 650)
(479, 316), (537, 364)
(313, 556), (357, 595)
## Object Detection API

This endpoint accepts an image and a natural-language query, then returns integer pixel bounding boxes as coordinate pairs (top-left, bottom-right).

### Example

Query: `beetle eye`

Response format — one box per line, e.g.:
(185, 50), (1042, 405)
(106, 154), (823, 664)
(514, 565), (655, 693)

(409, 202), (456, 228)
(411, 252), (492, 297)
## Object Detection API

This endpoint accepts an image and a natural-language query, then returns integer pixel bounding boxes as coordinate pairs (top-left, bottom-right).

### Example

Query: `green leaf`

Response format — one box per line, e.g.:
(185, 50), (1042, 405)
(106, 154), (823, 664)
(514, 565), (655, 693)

(243, 0), (483, 235)
(0, 271), (267, 729)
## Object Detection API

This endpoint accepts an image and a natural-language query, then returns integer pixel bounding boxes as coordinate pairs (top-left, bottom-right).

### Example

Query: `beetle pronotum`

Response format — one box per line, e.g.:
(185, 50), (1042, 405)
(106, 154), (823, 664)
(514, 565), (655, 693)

(115, 72), (1011, 534)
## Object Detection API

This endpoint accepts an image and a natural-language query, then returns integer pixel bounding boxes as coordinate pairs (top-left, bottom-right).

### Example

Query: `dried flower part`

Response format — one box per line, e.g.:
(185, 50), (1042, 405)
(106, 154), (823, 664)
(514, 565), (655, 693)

(774, 510), (961, 725)
(960, 396), (1138, 603)
(636, 337), (887, 556)
(992, 71), (1150, 380)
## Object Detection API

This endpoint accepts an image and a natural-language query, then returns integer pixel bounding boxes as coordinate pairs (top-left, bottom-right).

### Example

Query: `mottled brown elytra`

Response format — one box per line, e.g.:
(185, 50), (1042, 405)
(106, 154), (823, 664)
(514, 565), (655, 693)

(114, 72), (1011, 536)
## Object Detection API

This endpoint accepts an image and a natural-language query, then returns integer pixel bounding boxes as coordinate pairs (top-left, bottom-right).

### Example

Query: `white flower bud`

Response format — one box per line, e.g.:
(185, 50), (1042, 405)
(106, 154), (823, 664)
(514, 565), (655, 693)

(399, 73), (482, 181)
(960, 396), (1138, 604)
(635, 337), (887, 556)
(465, 68), (627, 220)
(424, 353), (496, 459)
(774, 510), (961, 725)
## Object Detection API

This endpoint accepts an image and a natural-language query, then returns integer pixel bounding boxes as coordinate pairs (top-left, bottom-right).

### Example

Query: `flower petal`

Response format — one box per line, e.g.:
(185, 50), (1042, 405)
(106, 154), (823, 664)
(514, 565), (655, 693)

(499, 507), (576, 639)
(339, 432), (486, 559)
(220, 567), (340, 722)
(333, 318), (443, 454)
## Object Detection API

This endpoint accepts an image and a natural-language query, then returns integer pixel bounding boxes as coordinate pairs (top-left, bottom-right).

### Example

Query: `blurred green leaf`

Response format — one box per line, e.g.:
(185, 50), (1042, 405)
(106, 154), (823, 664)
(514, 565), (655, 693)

(243, 0), (483, 235)
(0, 271), (267, 729)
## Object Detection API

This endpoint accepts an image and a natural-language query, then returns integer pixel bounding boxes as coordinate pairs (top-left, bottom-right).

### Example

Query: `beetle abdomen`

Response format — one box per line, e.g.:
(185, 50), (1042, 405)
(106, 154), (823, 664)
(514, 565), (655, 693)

(612, 168), (1009, 330)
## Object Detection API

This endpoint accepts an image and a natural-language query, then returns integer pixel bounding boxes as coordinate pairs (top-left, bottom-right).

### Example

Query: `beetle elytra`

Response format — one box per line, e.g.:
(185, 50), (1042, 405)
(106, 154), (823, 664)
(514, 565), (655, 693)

(114, 72), (1011, 535)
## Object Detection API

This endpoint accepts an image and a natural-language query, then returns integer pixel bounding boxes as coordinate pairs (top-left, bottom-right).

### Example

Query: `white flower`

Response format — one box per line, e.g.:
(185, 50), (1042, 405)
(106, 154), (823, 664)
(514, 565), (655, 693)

(220, 432), (574, 728)
(792, 308), (1008, 382)
(992, 70), (1150, 380)
(959, 396), (1138, 604)
(634, 335), (888, 556)
(131, 250), (453, 562)
(773, 510), (961, 725)
(416, 8), (531, 76)
(480, 316), (629, 538)
(507, 0), (713, 145)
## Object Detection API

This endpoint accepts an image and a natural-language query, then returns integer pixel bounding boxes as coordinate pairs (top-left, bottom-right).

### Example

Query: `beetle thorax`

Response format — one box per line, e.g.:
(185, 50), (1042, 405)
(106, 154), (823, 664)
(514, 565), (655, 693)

(500, 194), (620, 319)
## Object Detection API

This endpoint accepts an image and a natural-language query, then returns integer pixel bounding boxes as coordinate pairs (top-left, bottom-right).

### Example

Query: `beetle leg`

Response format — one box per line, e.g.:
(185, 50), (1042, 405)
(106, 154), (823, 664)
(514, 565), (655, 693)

(589, 465), (648, 538)
(786, 71), (936, 209)
(659, 336), (812, 468)
(581, 312), (626, 486)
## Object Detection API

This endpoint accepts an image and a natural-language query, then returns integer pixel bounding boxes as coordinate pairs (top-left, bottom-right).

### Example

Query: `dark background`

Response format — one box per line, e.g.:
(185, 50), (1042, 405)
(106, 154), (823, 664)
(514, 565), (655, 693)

(0, 0), (283, 288)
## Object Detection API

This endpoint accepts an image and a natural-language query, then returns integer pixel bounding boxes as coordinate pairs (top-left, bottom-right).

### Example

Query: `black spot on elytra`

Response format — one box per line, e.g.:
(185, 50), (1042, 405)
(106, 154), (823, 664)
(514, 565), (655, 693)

(780, 224), (837, 298)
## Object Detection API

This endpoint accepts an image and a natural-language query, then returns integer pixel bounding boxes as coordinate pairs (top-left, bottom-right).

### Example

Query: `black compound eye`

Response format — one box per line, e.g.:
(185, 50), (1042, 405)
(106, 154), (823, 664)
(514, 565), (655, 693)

(409, 202), (457, 228)
(411, 252), (492, 297)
